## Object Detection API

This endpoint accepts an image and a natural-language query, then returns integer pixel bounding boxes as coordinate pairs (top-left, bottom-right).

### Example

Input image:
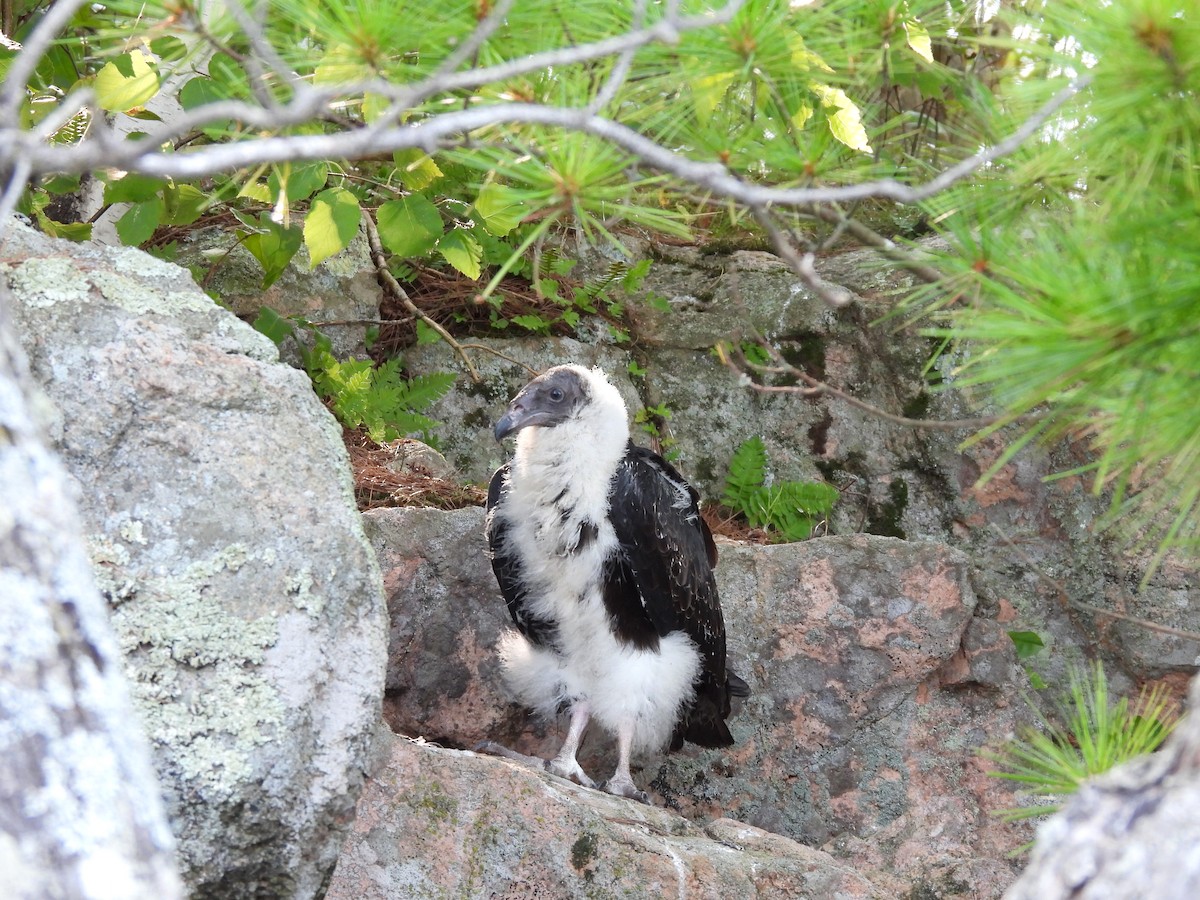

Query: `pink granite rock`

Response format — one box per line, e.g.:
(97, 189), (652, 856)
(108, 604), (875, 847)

(327, 731), (888, 899)
(363, 506), (1034, 897)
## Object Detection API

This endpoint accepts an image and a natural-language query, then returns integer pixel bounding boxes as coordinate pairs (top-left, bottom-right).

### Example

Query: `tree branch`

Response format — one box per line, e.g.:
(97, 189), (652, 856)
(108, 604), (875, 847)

(0, 0), (87, 120)
(716, 339), (1018, 432)
(361, 211), (481, 384)
(989, 524), (1200, 645)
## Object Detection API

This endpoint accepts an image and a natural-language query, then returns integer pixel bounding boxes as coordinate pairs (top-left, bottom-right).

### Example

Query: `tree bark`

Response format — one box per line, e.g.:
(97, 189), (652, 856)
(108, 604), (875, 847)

(0, 284), (182, 899)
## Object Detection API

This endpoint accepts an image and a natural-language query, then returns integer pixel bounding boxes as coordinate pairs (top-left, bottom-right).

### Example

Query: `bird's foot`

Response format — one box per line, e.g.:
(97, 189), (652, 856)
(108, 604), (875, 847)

(601, 773), (651, 805)
(547, 755), (597, 790)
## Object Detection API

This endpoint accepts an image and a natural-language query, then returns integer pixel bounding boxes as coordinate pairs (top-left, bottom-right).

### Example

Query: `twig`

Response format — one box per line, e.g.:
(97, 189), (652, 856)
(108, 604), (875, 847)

(220, 0), (305, 101)
(810, 204), (944, 285)
(589, 0), (648, 114)
(457, 343), (539, 377)
(4, 63), (1088, 211)
(362, 210), (481, 383)
(436, 0), (516, 78)
(717, 339), (1015, 431)
(989, 524), (1200, 644)
(750, 205), (853, 308)
(0, 0), (86, 120)
(308, 316), (415, 328)
(0, 156), (31, 247)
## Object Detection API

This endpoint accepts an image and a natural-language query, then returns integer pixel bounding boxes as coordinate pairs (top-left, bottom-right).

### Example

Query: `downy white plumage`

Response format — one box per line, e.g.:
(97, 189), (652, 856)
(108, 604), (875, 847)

(483, 364), (747, 802)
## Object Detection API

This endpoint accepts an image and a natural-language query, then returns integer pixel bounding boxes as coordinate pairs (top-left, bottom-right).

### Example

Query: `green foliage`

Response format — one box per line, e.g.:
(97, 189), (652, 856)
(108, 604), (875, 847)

(913, 0), (1200, 569)
(985, 661), (1179, 824)
(633, 402), (675, 457)
(304, 188), (362, 268)
(252, 310), (454, 441)
(1008, 630), (1048, 690)
(10, 0), (890, 300)
(722, 437), (839, 542)
(1007, 631), (1046, 661)
(8, 0), (1196, 572)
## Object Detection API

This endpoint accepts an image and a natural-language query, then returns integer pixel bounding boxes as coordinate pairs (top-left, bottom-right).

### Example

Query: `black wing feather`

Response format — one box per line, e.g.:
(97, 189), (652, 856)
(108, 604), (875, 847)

(606, 443), (743, 748)
(486, 463), (558, 647)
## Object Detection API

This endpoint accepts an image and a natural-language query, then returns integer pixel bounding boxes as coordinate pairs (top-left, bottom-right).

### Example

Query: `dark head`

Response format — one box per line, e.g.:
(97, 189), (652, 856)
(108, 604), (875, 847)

(493, 365), (593, 442)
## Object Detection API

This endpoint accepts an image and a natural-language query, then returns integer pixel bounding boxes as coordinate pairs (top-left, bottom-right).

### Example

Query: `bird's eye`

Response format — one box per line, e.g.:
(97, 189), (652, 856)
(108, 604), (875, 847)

(549, 388), (565, 402)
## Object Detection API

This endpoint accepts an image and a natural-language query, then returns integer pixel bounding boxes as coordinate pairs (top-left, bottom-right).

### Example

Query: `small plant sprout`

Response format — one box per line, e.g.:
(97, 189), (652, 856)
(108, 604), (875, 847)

(985, 660), (1179, 824)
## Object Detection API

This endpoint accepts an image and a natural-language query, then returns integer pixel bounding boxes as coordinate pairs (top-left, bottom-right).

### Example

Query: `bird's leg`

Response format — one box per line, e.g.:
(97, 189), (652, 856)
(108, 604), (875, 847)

(602, 718), (650, 804)
(545, 700), (596, 789)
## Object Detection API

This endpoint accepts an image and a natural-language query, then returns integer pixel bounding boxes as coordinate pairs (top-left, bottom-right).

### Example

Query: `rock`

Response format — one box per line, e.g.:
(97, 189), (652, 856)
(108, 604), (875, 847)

(366, 505), (1033, 897)
(1005, 673), (1200, 900)
(0, 288), (183, 899)
(406, 241), (1198, 692)
(378, 438), (456, 480)
(326, 730), (889, 899)
(173, 224), (382, 359)
(2, 221), (388, 899)
(622, 245), (837, 349)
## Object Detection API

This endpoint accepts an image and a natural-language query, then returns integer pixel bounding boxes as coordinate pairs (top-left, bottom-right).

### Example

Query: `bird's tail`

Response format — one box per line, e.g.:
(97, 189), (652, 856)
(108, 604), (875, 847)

(673, 671), (751, 750)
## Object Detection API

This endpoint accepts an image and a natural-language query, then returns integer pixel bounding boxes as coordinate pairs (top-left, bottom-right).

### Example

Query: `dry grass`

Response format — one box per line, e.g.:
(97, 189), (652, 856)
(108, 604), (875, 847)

(343, 428), (486, 512)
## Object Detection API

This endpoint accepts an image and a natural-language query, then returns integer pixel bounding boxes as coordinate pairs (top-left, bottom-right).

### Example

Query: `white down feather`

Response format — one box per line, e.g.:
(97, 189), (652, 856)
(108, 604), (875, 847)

(494, 366), (702, 752)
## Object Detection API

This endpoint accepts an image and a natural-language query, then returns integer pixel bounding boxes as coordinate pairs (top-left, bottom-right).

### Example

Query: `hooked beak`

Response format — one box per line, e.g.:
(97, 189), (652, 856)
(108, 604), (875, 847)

(493, 402), (556, 442)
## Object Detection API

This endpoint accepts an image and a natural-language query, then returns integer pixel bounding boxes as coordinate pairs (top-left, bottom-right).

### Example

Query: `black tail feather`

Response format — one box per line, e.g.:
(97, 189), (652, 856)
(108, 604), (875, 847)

(727, 670), (751, 699)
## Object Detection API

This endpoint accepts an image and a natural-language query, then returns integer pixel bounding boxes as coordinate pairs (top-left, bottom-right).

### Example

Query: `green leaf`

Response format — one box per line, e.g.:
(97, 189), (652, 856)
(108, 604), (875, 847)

(252, 307), (294, 346)
(723, 436), (768, 510)
(511, 313), (551, 334)
(474, 182), (528, 236)
(42, 174), (81, 195)
(813, 84), (873, 154)
(149, 36), (188, 63)
(415, 319), (443, 345)
(1008, 631), (1046, 660)
(162, 184), (209, 227)
(304, 188), (361, 268)
(104, 173), (166, 204)
(377, 195), (444, 257)
(269, 162), (328, 204)
(238, 180), (272, 203)
(94, 49), (159, 112)
(903, 20), (934, 64)
(242, 214), (303, 289)
(690, 70), (737, 125)
(438, 229), (483, 279)
(399, 371), (457, 411)
(362, 92), (390, 124)
(314, 45), (371, 86)
(393, 149), (444, 190)
(115, 198), (163, 246)
(178, 75), (227, 110)
(37, 216), (92, 242)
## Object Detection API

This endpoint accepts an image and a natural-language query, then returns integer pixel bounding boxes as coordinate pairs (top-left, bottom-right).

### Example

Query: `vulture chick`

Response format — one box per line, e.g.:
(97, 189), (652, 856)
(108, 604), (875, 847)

(482, 364), (747, 802)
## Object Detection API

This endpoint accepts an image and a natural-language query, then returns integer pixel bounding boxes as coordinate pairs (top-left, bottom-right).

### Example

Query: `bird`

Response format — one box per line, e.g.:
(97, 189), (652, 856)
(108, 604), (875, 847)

(481, 363), (748, 803)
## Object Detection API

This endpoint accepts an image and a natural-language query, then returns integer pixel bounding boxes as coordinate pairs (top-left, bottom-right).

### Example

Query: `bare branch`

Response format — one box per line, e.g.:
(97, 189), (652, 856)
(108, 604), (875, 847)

(2, 70), (1089, 224)
(809, 205), (944, 285)
(437, 0), (517, 78)
(219, 0), (307, 107)
(750, 205), (855, 309)
(590, 0), (648, 114)
(0, 155), (31, 236)
(0, 0), (87, 119)
(717, 340), (1017, 432)
(361, 211), (481, 384)
(989, 524), (1200, 644)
